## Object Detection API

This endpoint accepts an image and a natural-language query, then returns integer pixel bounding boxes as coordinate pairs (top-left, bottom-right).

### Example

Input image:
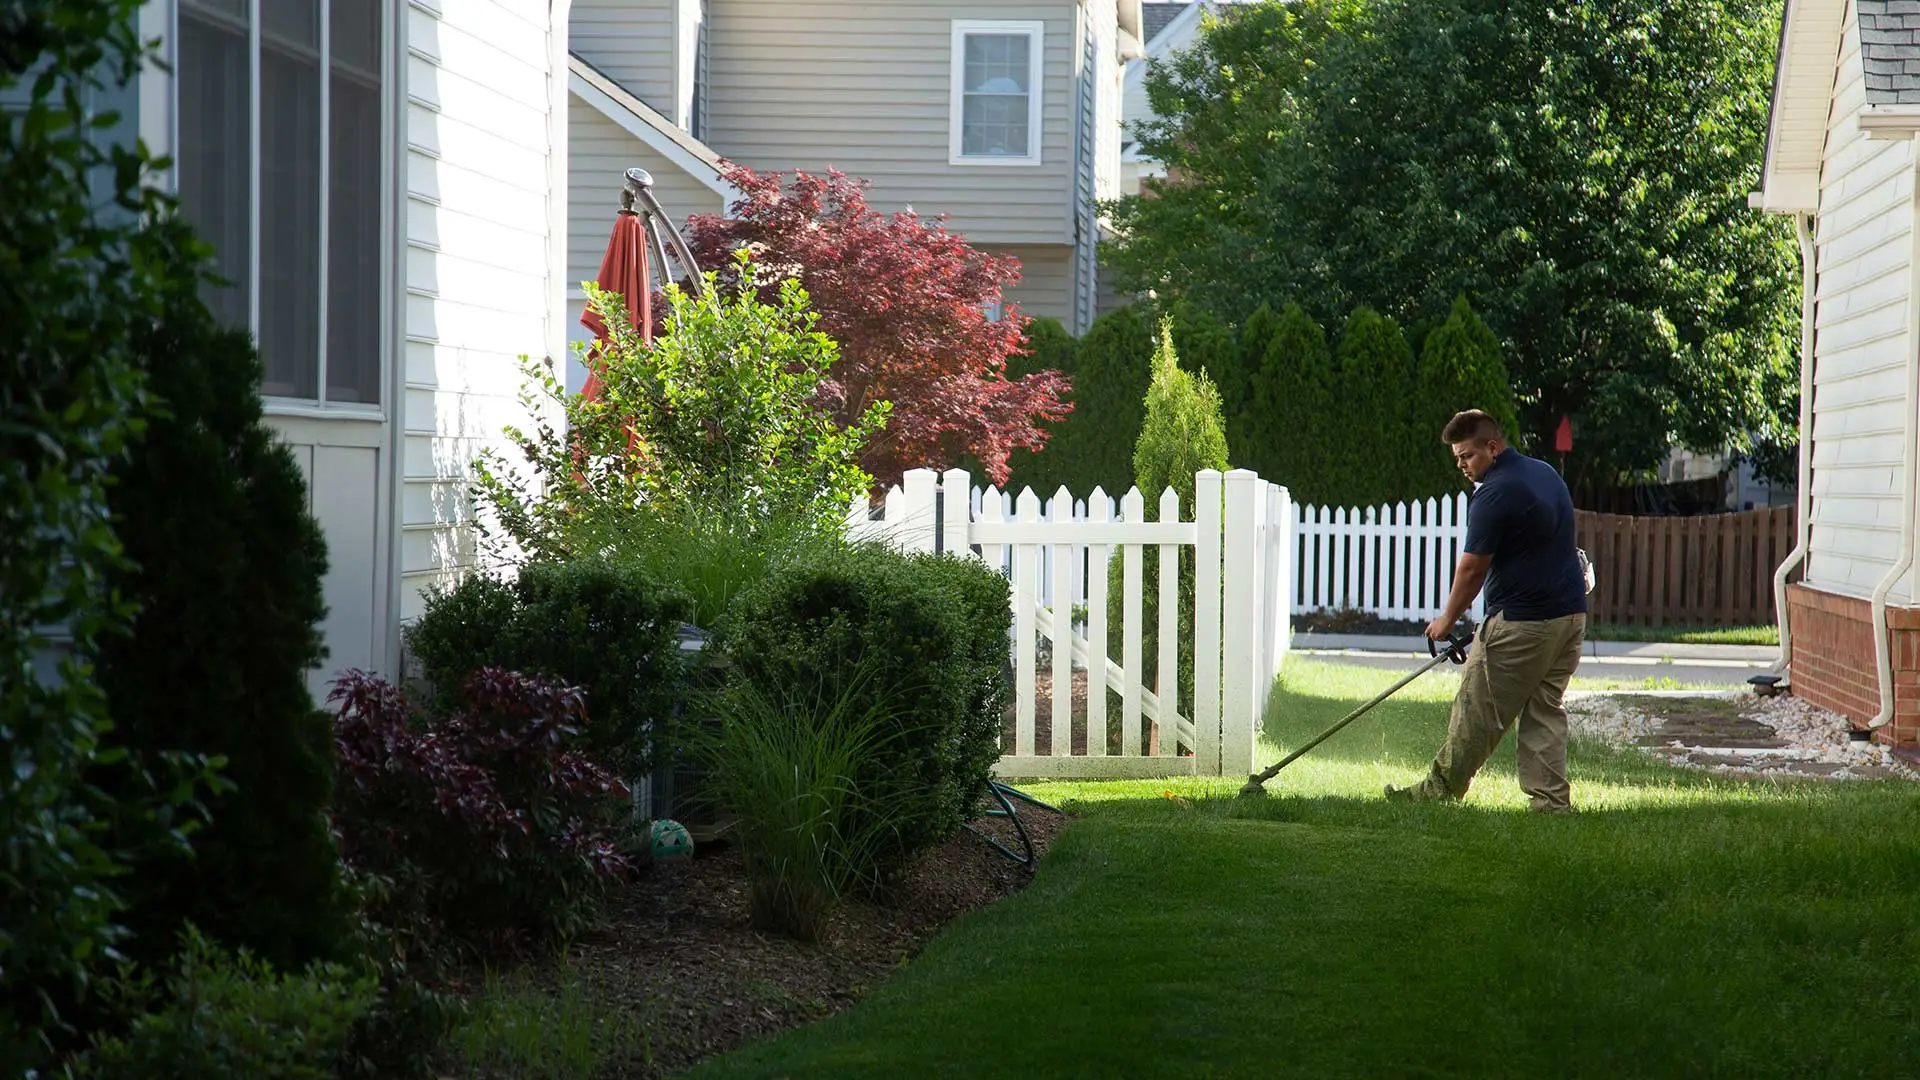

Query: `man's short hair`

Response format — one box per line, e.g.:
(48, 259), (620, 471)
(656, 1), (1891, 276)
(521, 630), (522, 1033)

(1441, 410), (1504, 445)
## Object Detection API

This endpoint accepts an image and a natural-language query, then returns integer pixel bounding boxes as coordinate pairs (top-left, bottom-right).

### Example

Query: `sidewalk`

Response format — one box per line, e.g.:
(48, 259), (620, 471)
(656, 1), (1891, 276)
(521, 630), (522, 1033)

(1293, 632), (1775, 666)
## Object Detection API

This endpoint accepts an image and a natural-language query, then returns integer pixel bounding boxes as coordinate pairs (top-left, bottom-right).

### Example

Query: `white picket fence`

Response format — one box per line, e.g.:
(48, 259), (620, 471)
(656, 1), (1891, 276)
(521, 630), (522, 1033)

(847, 468), (1292, 779)
(1292, 494), (1485, 623)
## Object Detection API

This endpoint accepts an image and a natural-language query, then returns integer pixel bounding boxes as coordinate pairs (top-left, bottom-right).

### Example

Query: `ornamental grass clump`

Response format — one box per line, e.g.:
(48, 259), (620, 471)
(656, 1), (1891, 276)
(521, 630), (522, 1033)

(692, 671), (915, 942)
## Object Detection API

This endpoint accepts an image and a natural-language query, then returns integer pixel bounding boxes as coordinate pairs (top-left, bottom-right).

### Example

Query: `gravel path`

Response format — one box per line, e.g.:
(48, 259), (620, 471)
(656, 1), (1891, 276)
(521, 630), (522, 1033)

(1567, 692), (1920, 782)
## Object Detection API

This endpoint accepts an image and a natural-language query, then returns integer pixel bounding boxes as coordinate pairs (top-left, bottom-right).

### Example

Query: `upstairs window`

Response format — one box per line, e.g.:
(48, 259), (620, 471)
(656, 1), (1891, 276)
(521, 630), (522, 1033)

(950, 20), (1043, 166)
(176, 0), (387, 406)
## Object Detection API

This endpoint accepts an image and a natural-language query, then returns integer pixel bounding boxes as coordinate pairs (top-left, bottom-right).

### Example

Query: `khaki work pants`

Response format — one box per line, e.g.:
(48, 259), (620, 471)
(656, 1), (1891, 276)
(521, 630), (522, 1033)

(1411, 611), (1586, 811)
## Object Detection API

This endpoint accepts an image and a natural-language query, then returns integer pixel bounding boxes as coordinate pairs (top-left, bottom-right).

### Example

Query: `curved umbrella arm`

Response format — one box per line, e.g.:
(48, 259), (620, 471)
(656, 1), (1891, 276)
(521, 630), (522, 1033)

(622, 167), (704, 299)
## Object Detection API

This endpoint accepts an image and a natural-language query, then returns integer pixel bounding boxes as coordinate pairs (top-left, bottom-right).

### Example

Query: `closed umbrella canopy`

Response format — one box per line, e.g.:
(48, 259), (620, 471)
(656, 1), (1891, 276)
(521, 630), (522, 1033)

(579, 209), (651, 403)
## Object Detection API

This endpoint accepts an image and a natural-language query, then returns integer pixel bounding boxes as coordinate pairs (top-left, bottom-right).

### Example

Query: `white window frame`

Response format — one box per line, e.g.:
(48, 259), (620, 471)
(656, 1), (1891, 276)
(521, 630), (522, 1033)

(165, 0), (396, 420)
(949, 20), (1044, 167)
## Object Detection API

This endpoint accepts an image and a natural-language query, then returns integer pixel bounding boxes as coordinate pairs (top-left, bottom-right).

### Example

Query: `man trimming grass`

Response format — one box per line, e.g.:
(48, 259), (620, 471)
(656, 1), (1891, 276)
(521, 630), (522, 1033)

(1392, 410), (1589, 812)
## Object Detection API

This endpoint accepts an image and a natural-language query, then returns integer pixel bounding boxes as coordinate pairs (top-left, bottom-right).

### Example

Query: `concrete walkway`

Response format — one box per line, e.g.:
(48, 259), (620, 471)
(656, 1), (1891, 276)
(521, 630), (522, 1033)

(1291, 632), (1775, 688)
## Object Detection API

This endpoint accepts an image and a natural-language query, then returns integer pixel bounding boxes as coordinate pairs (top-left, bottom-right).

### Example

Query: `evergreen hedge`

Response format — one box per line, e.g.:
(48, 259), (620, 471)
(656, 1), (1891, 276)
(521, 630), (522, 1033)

(94, 307), (353, 975)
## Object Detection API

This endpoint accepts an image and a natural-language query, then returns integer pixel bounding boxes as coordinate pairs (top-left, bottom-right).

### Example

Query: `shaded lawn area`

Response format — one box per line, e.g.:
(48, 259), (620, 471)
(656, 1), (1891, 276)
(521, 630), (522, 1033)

(690, 659), (1920, 1080)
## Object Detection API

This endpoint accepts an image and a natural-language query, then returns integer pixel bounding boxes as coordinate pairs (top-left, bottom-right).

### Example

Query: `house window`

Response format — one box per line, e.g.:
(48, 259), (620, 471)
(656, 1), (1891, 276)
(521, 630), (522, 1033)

(950, 20), (1043, 166)
(176, 0), (387, 406)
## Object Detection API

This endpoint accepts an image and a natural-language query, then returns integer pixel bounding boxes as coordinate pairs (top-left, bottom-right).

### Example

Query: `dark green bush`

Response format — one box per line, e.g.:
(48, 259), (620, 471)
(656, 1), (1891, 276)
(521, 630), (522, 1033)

(407, 560), (691, 778)
(94, 308), (352, 977)
(1409, 295), (1520, 493)
(1248, 302), (1338, 504)
(72, 926), (375, 1080)
(719, 545), (1012, 879)
(998, 315), (1079, 495)
(3, 3), (226, 1065)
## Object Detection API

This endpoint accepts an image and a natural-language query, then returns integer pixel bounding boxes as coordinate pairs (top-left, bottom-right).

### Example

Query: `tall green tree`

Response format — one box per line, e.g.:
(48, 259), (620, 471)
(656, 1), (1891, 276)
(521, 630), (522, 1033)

(1232, 303), (1286, 477)
(1027, 305), (1156, 497)
(1246, 303), (1336, 504)
(1330, 307), (1418, 507)
(1107, 319), (1230, 738)
(999, 316), (1079, 496)
(1410, 296), (1520, 494)
(1106, 0), (1799, 484)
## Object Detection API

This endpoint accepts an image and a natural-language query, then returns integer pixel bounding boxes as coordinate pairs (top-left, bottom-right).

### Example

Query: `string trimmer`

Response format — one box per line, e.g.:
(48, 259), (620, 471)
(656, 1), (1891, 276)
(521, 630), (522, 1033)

(1239, 628), (1474, 796)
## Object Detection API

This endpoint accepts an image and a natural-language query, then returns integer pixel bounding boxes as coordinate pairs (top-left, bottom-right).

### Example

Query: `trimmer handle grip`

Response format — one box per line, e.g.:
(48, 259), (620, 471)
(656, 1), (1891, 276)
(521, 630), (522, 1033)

(1428, 628), (1473, 665)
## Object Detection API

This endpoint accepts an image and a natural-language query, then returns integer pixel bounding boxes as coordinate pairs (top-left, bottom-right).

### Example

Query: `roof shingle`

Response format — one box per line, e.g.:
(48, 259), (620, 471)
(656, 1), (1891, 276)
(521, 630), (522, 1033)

(1859, 0), (1920, 102)
(1142, 2), (1192, 45)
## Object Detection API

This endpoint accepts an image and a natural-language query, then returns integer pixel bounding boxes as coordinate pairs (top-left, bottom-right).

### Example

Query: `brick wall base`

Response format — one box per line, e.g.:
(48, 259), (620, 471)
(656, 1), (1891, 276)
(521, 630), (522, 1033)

(1786, 584), (1920, 745)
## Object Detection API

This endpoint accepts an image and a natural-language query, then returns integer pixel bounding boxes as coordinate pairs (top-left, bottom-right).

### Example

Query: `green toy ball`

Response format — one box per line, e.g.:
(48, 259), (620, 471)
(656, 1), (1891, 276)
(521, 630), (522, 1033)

(649, 818), (694, 860)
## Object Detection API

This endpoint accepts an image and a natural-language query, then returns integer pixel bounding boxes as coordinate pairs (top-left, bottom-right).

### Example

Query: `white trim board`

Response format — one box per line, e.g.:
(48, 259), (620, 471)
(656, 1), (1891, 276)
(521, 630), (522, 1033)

(568, 55), (737, 201)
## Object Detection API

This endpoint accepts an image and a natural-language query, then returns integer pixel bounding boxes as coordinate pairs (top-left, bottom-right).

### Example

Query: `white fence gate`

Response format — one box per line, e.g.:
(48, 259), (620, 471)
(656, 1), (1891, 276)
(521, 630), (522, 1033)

(848, 468), (1292, 779)
(1292, 495), (1485, 623)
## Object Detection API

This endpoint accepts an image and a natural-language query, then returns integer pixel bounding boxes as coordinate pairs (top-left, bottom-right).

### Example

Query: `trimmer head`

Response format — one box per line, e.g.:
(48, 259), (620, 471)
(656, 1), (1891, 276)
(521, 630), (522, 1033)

(1235, 627), (1474, 798)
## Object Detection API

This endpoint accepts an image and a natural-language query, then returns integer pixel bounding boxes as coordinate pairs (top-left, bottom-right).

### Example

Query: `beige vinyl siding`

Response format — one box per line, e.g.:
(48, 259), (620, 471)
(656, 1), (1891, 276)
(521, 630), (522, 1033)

(992, 243), (1074, 324)
(567, 98), (727, 294)
(706, 0), (1075, 246)
(401, 0), (564, 621)
(570, 0), (677, 116)
(1807, 0), (1916, 601)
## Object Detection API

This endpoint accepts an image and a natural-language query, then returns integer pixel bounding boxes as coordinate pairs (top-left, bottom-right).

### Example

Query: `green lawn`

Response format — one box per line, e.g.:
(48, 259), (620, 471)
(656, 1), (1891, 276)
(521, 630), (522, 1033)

(690, 658), (1920, 1080)
(1584, 622), (1779, 646)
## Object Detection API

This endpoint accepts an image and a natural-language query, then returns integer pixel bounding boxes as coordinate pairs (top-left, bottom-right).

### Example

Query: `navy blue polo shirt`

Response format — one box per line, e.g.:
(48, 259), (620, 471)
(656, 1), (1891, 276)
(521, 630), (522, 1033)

(1464, 448), (1587, 621)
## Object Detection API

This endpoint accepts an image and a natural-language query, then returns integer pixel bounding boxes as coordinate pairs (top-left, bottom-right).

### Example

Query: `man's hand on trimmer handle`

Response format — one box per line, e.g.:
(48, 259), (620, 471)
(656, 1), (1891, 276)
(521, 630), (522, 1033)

(1424, 616), (1457, 644)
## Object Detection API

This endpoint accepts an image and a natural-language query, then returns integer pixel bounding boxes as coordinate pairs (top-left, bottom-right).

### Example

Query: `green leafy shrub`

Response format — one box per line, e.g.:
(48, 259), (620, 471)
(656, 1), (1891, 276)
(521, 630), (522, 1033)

(332, 866), (463, 1080)
(329, 670), (634, 957)
(586, 505), (849, 631)
(2, 4), (223, 1066)
(692, 670), (914, 941)
(72, 926), (375, 1080)
(94, 304), (352, 977)
(473, 256), (886, 566)
(407, 560), (691, 778)
(720, 546), (1012, 880)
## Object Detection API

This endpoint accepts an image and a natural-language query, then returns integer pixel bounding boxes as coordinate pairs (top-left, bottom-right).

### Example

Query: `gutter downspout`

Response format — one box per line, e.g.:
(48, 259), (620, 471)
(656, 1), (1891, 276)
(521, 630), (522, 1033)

(1771, 212), (1818, 677)
(1866, 165), (1920, 731)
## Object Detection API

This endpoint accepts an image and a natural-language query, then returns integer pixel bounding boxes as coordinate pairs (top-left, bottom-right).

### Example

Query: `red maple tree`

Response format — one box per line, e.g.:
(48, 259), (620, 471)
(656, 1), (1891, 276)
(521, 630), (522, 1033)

(681, 165), (1071, 488)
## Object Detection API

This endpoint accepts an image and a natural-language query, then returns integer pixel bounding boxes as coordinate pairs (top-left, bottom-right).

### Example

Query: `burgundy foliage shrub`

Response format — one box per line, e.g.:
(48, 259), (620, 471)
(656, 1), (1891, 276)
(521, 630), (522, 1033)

(328, 668), (633, 955)
(681, 164), (1071, 488)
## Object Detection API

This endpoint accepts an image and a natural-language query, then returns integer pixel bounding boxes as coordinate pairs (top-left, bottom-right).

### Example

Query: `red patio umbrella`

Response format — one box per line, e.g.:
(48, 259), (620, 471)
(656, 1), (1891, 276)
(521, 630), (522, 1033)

(579, 209), (652, 403)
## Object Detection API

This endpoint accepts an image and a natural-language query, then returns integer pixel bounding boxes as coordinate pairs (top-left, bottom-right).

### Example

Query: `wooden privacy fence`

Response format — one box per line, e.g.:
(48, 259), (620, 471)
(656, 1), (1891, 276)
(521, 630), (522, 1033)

(1292, 496), (1795, 628)
(1577, 507), (1796, 627)
(848, 468), (1293, 779)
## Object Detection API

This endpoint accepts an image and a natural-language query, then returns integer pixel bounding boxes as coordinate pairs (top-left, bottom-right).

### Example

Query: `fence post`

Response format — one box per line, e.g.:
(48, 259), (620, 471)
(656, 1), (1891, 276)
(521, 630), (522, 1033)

(1121, 487), (1145, 757)
(1221, 470), (1259, 779)
(1012, 488), (1041, 757)
(1195, 470), (1224, 775)
(1049, 486), (1075, 758)
(1274, 484), (1293, 684)
(941, 468), (972, 558)
(1087, 488), (1111, 757)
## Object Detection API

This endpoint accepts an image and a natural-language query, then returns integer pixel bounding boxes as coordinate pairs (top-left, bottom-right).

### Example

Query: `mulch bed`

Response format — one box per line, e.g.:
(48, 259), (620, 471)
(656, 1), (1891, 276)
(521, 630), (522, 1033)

(447, 794), (1071, 1078)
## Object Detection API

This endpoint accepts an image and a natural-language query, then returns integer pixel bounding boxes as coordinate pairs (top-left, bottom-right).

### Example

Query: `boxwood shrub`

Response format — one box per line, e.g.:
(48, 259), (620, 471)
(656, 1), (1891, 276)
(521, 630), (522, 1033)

(405, 559), (691, 778)
(719, 544), (1011, 878)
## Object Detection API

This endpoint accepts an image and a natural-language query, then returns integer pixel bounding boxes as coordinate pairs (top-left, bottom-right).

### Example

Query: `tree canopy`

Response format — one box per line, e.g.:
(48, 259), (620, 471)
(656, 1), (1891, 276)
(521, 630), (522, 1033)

(1104, 0), (1799, 484)
(683, 166), (1070, 488)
